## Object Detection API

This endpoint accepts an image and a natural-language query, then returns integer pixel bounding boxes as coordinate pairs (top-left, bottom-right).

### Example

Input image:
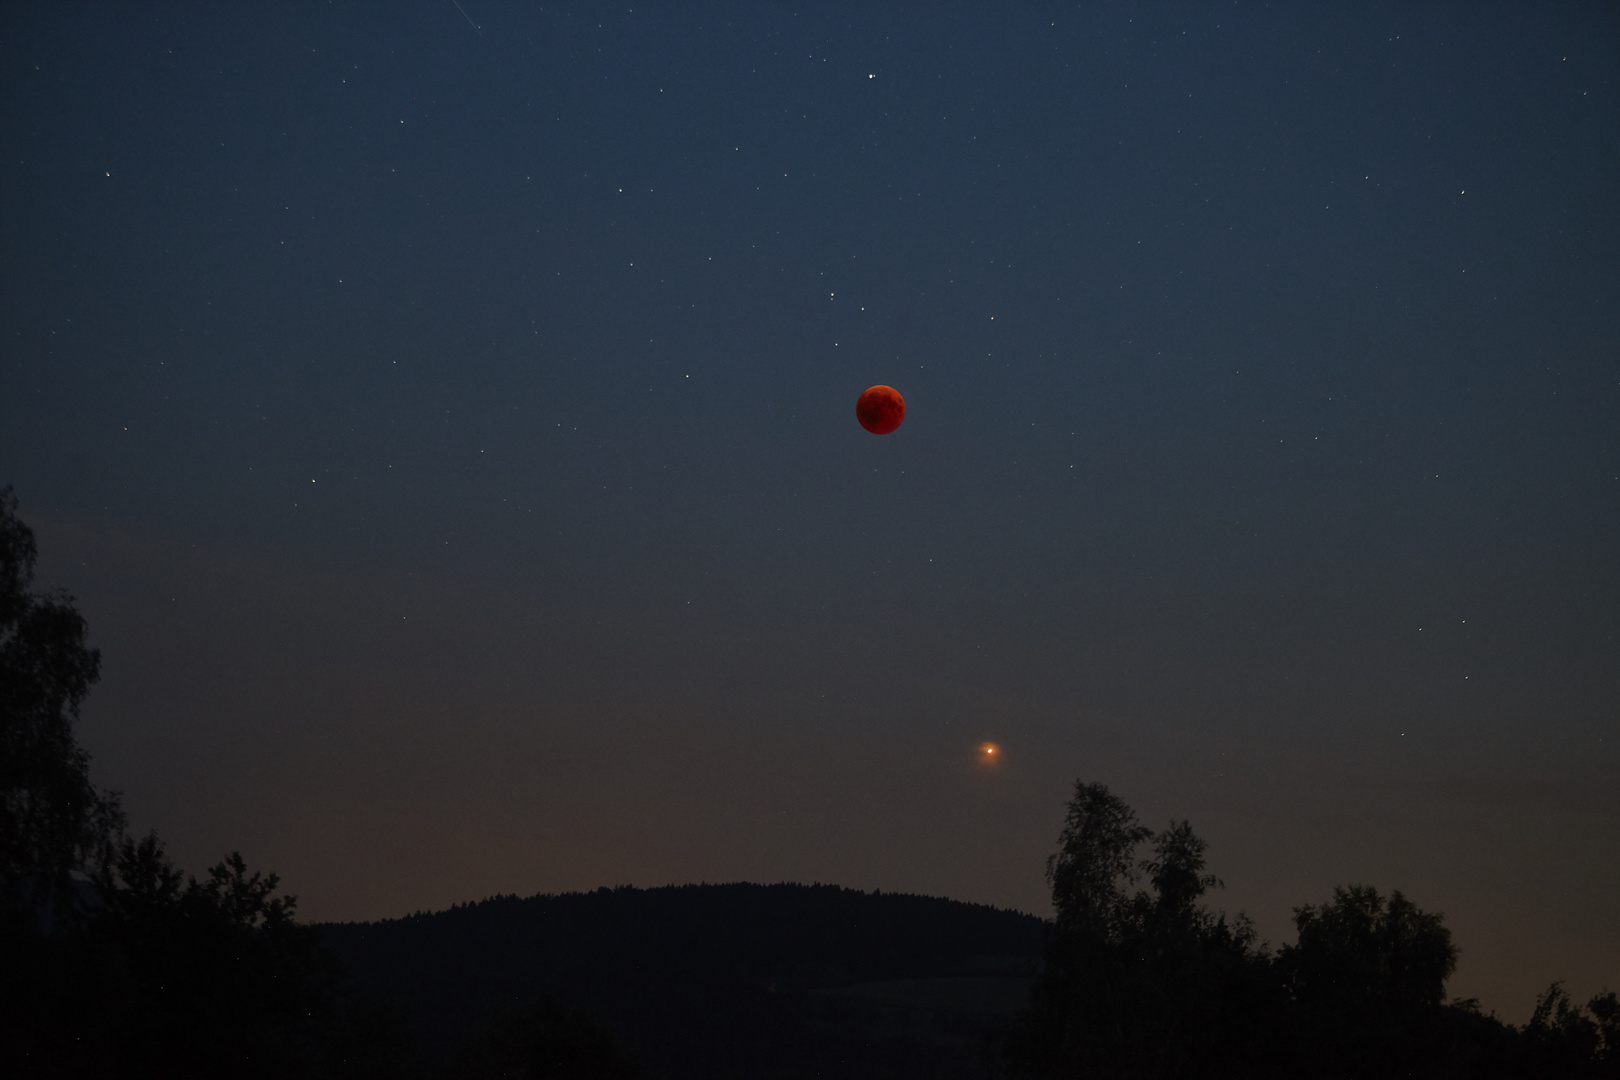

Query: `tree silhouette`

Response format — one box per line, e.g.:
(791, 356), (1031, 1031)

(0, 489), (626, 1078)
(1007, 778), (1620, 1079)
(0, 486), (122, 924)
(1282, 884), (1456, 1010)
(1010, 781), (1272, 1079)
(1273, 884), (1460, 1076)
(1142, 820), (1221, 929)
(0, 490), (358, 1076)
(1045, 780), (1152, 941)
(1522, 983), (1620, 1079)
(41, 832), (340, 1077)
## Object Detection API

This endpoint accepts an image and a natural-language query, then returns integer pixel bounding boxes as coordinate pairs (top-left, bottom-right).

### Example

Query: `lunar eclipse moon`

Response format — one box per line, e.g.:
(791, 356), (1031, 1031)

(856, 385), (905, 434)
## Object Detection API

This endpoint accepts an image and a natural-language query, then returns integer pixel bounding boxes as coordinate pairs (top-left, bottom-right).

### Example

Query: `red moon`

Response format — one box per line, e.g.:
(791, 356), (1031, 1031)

(856, 385), (905, 434)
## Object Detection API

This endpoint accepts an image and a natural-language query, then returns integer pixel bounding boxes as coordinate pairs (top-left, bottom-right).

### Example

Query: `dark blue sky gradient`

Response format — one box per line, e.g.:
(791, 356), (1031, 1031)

(3, 2), (1616, 1018)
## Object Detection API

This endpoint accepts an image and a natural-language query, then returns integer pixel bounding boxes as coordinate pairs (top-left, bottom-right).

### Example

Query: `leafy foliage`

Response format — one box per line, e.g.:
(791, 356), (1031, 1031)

(0, 491), (398, 1078)
(1522, 983), (1620, 1079)
(0, 486), (122, 921)
(1283, 884), (1456, 1010)
(7, 833), (341, 1077)
(1045, 781), (1152, 939)
(1009, 779), (1617, 1080)
(1011, 782), (1272, 1079)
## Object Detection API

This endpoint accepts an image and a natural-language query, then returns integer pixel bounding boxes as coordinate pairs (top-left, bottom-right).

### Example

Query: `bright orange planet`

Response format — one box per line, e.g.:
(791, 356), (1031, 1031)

(976, 742), (1002, 767)
(856, 384), (905, 434)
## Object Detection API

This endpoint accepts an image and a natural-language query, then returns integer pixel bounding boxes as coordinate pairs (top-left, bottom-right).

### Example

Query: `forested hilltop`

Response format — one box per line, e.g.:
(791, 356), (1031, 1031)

(320, 882), (1046, 1077)
(3, 486), (1616, 1078)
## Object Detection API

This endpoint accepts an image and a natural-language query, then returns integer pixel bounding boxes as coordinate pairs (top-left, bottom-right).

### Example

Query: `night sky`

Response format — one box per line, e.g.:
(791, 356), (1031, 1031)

(3, 2), (1616, 1020)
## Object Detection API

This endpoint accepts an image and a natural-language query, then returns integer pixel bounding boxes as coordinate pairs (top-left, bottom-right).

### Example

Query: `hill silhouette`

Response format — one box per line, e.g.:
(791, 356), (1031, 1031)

(9, 487), (1618, 1079)
(317, 882), (1047, 1077)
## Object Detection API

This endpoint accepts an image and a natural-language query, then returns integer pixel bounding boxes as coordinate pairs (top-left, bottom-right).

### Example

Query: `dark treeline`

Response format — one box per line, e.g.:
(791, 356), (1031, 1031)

(3, 485), (1617, 1078)
(1006, 781), (1619, 1079)
(1, 489), (407, 1077)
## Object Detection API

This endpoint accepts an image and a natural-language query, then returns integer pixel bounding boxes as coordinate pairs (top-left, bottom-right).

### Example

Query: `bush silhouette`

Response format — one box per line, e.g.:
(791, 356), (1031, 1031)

(1008, 779), (1616, 1079)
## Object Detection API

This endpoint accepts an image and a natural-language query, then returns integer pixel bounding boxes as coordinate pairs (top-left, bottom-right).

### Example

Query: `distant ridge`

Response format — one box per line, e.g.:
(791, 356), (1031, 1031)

(319, 882), (1047, 1078)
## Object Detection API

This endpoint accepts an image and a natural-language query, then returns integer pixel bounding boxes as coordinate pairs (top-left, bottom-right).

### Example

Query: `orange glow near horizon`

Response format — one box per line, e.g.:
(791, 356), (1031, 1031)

(976, 741), (1002, 766)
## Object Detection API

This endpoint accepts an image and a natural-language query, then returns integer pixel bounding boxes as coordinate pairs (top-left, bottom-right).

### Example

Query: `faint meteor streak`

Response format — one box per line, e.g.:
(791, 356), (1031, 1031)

(450, 0), (481, 36)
